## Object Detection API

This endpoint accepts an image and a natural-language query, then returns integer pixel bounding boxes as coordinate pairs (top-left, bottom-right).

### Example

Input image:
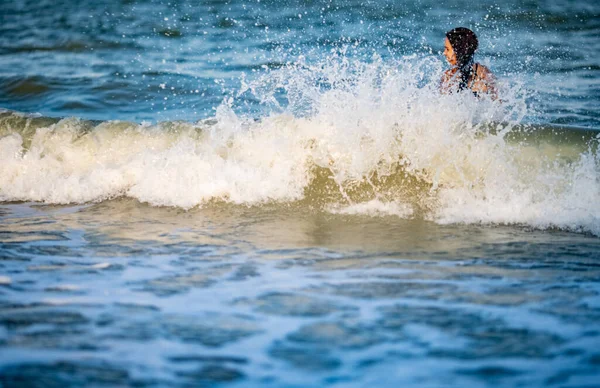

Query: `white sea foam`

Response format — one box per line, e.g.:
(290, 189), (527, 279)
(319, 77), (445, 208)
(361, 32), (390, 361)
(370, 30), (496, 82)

(328, 200), (414, 218)
(0, 54), (598, 235)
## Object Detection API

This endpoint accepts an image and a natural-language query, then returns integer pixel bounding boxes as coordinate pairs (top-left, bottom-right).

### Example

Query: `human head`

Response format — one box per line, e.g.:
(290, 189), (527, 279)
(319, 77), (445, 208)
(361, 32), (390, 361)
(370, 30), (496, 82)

(444, 27), (478, 67)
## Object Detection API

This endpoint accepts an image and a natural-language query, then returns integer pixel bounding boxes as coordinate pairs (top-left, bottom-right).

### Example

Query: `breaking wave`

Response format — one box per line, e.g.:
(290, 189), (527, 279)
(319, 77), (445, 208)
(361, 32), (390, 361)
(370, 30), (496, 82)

(1, 54), (599, 234)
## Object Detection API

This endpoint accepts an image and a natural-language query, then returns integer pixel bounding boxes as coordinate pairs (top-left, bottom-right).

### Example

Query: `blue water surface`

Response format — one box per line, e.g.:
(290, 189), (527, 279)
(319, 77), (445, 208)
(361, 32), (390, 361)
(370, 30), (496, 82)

(1, 0), (599, 126)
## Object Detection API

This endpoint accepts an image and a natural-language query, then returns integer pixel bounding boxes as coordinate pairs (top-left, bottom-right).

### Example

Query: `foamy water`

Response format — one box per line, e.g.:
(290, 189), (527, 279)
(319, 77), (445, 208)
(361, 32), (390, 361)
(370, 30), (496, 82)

(1, 55), (598, 235)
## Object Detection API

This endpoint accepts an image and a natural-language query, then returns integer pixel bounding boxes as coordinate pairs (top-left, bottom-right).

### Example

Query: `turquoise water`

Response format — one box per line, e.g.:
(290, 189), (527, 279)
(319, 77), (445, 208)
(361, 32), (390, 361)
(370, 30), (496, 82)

(1, 0), (599, 126)
(1, 0), (600, 386)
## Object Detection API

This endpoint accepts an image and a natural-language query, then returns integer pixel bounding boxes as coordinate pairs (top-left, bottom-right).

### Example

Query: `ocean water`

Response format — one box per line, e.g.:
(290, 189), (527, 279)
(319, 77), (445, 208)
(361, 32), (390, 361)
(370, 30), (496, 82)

(1, 0), (600, 386)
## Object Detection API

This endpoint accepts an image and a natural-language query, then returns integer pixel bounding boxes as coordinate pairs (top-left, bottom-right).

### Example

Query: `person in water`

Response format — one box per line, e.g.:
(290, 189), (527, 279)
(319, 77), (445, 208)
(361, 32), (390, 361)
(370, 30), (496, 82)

(441, 27), (497, 97)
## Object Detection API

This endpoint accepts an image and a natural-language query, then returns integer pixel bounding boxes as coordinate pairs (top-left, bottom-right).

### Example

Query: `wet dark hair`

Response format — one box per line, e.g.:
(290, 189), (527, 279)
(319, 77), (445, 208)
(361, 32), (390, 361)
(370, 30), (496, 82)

(446, 27), (479, 91)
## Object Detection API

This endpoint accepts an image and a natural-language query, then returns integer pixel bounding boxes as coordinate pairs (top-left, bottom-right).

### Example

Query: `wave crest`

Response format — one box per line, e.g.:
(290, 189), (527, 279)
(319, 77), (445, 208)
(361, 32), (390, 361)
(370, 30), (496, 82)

(1, 54), (599, 235)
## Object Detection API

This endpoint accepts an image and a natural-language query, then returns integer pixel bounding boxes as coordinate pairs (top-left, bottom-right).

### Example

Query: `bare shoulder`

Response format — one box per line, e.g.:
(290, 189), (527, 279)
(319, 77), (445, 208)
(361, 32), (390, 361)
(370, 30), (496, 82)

(474, 63), (494, 78)
(443, 67), (457, 78)
(472, 63), (498, 98)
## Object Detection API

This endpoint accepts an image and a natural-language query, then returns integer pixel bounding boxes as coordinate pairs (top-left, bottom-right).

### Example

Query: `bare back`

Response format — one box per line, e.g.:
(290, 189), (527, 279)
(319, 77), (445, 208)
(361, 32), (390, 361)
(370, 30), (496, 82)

(441, 63), (497, 98)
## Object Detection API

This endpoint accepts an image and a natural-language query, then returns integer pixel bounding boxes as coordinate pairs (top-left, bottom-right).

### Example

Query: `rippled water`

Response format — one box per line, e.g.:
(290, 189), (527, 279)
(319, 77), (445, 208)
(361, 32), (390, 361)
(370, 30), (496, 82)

(1, 202), (600, 387)
(1, 0), (600, 386)
(1, 0), (599, 126)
